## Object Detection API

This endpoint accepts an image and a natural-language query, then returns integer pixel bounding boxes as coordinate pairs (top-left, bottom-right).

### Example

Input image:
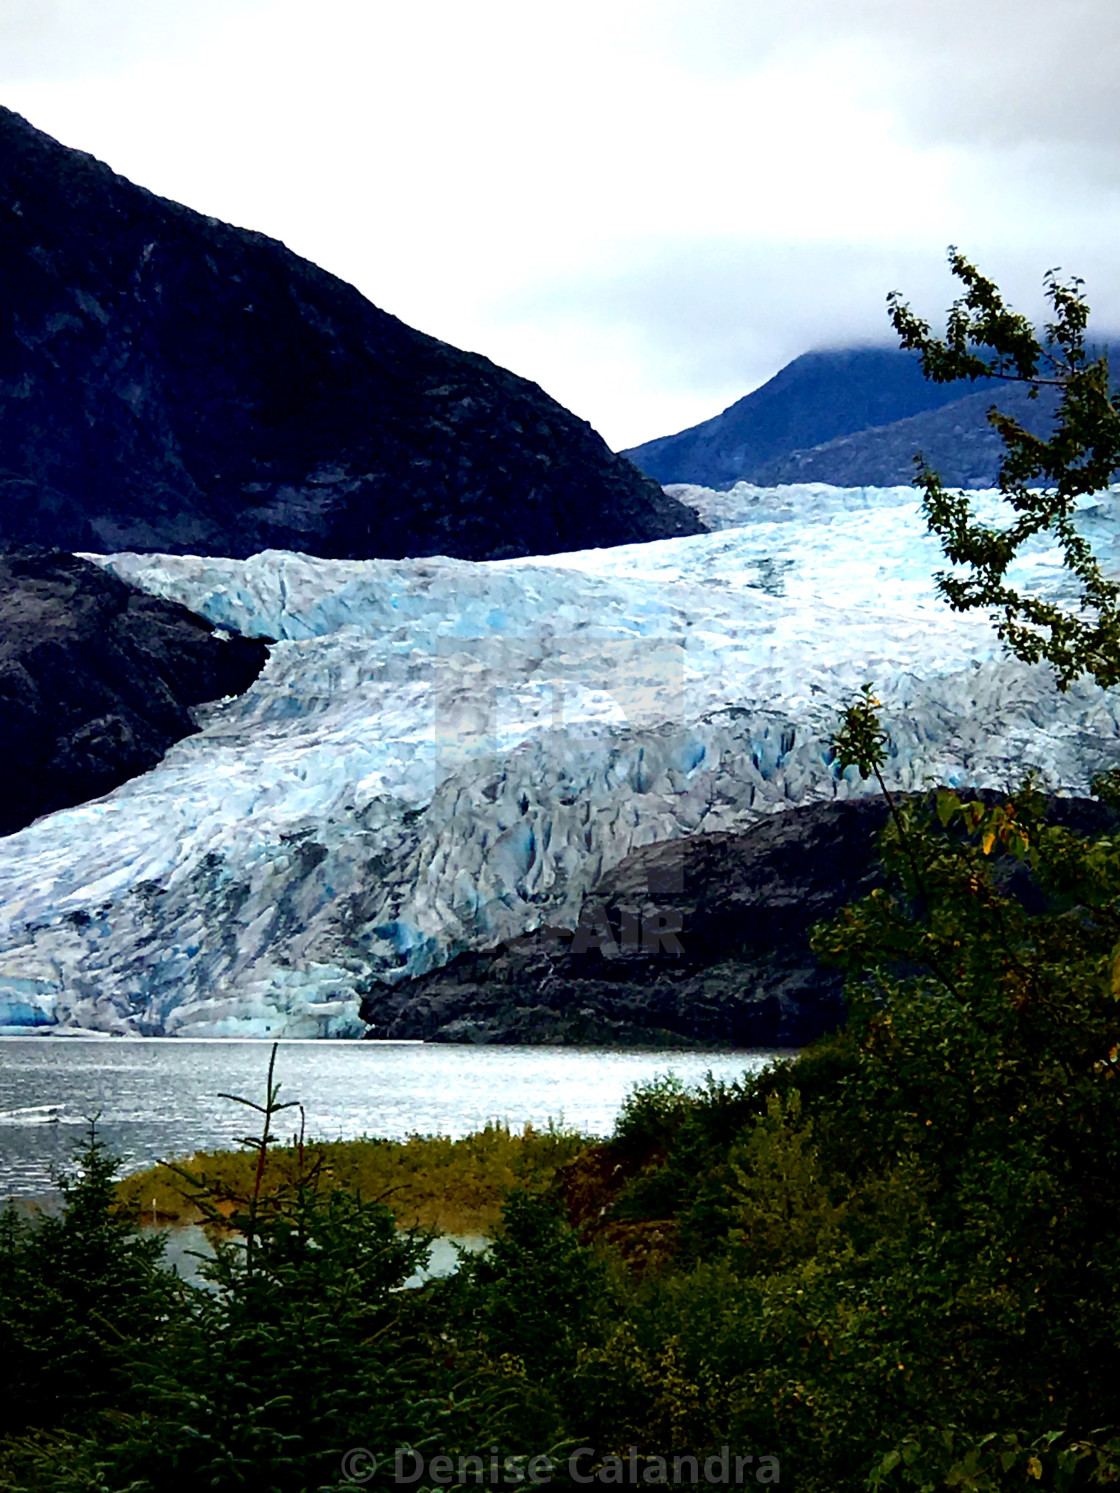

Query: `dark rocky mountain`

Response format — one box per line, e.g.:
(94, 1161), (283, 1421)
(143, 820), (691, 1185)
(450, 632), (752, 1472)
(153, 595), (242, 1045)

(748, 380), (1061, 488)
(0, 108), (701, 560)
(360, 792), (1116, 1047)
(0, 549), (268, 837)
(625, 343), (1117, 491)
(622, 347), (997, 488)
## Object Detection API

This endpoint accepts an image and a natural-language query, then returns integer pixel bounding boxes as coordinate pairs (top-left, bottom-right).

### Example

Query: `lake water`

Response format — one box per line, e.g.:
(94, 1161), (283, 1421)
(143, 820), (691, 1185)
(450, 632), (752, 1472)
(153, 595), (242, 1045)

(0, 1038), (788, 1199)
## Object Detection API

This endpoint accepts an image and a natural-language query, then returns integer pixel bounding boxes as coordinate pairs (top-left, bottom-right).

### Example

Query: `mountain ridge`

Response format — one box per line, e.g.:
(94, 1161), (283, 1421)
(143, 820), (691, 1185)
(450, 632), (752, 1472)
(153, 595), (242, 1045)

(624, 342), (1116, 490)
(749, 380), (1061, 488)
(0, 107), (701, 560)
(622, 347), (996, 487)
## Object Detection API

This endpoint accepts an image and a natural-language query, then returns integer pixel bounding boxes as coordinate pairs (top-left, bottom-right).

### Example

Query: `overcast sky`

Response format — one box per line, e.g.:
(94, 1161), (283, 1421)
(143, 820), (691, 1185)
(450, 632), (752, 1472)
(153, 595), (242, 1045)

(2, 0), (1116, 449)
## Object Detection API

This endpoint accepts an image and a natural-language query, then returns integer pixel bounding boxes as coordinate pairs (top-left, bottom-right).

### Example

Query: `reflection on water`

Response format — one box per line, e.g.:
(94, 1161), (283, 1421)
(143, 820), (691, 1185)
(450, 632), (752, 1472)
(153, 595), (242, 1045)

(0, 1038), (787, 1199)
(410, 1234), (488, 1286)
(153, 1223), (486, 1289)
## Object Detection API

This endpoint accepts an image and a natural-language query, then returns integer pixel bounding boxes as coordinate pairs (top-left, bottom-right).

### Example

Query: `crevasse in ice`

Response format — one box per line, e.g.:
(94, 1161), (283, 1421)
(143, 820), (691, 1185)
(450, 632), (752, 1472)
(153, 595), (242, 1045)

(1, 483), (1116, 1037)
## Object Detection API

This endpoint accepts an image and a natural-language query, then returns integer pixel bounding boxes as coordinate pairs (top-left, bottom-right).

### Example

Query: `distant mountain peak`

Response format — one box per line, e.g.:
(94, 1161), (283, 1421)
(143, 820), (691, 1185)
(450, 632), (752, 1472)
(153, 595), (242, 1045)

(622, 345), (999, 488)
(624, 340), (1118, 491)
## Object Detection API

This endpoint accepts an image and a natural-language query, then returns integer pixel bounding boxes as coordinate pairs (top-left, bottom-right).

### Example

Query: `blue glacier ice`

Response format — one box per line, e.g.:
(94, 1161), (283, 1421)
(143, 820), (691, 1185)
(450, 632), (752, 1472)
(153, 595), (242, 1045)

(0, 482), (1116, 1037)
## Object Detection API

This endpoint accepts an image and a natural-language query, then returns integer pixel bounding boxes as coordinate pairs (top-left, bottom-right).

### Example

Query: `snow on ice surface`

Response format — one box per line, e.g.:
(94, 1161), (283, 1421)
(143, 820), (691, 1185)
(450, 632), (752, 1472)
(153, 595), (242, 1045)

(1, 483), (1117, 1038)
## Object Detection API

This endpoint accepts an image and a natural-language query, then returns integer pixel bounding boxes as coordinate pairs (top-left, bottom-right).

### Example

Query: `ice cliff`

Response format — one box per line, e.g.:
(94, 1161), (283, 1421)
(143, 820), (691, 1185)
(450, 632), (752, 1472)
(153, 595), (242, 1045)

(1, 482), (1116, 1037)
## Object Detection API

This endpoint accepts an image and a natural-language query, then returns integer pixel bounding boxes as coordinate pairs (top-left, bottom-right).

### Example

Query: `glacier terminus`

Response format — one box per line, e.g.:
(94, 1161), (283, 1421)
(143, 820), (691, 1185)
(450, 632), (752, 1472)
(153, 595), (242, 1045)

(1, 483), (1117, 1038)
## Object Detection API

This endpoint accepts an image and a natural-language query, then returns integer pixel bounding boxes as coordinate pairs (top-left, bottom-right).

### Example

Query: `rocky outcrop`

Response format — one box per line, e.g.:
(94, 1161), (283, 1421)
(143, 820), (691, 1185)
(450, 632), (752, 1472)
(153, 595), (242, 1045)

(0, 549), (268, 836)
(0, 108), (701, 561)
(360, 798), (889, 1046)
(359, 794), (1117, 1047)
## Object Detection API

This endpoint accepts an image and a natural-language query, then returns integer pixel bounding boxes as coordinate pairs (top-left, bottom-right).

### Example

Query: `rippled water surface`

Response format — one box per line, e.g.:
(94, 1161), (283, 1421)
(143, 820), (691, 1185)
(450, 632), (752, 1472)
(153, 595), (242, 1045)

(0, 1038), (787, 1198)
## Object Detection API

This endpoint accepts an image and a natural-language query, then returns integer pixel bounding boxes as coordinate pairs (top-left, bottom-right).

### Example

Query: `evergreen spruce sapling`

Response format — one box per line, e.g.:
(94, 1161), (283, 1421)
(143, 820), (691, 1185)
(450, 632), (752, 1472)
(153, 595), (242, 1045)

(0, 1124), (177, 1442)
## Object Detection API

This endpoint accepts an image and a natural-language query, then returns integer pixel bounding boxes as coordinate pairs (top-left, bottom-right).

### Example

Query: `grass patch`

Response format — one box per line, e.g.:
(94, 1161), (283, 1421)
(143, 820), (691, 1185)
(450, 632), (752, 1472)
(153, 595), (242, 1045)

(114, 1121), (589, 1237)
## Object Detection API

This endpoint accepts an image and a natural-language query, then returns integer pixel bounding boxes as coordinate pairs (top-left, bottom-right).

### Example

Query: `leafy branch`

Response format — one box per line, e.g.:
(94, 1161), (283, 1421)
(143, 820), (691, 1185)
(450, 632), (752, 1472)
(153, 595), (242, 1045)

(887, 248), (1120, 690)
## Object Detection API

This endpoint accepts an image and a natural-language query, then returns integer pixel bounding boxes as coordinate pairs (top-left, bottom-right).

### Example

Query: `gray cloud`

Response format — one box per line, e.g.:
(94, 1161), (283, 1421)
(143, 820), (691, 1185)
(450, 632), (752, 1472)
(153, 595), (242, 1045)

(639, 0), (1118, 159)
(858, 0), (1119, 158)
(517, 0), (1120, 441)
(0, 0), (270, 82)
(618, 0), (1118, 213)
(8, 0), (1113, 155)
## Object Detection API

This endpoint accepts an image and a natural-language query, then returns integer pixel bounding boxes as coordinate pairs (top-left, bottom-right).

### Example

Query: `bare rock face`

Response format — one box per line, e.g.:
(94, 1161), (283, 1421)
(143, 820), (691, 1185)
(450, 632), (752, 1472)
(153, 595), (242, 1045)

(0, 550), (268, 836)
(0, 107), (701, 561)
(359, 793), (1117, 1047)
(359, 798), (890, 1046)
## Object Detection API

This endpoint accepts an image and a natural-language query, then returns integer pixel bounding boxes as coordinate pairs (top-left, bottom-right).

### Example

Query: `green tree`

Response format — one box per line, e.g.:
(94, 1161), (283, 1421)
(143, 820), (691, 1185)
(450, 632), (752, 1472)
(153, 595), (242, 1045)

(813, 259), (1120, 1477)
(887, 248), (1120, 690)
(0, 1125), (177, 1442)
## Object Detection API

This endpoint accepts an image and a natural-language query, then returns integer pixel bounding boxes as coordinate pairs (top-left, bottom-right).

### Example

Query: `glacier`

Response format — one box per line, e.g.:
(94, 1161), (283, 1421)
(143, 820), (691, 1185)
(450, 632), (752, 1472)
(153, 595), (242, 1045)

(1, 481), (1117, 1038)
